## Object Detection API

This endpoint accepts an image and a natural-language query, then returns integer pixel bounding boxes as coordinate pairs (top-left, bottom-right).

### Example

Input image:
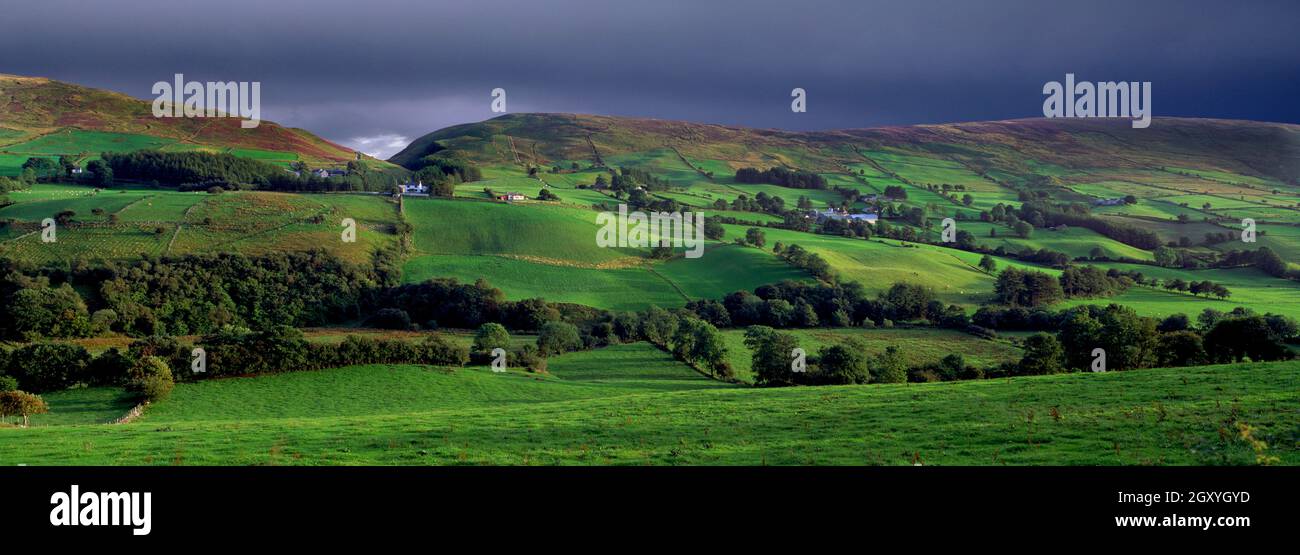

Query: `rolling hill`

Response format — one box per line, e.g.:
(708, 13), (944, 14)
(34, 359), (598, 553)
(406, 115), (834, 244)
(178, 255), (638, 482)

(0, 73), (385, 171)
(392, 113), (1300, 188)
(387, 112), (1300, 317)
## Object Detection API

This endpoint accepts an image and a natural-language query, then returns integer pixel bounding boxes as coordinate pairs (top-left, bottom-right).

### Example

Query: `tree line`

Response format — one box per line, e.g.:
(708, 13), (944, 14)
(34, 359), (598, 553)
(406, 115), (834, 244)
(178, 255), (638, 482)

(734, 167), (828, 190)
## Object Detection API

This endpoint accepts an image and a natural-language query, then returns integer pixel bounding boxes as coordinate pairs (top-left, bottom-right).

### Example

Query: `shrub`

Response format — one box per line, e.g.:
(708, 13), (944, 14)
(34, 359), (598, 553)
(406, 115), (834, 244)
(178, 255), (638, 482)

(0, 390), (48, 427)
(0, 375), (17, 392)
(472, 323), (511, 355)
(90, 309), (119, 334)
(127, 336), (192, 378)
(127, 356), (175, 401)
(508, 344), (548, 373)
(421, 333), (470, 366)
(537, 321), (582, 356)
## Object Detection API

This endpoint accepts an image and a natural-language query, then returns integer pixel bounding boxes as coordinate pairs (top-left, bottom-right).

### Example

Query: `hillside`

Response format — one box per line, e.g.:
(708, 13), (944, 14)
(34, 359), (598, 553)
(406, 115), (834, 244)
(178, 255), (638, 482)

(386, 113), (1300, 318)
(391, 113), (1300, 187)
(8, 350), (1296, 465)
(0, 73), (383, 170)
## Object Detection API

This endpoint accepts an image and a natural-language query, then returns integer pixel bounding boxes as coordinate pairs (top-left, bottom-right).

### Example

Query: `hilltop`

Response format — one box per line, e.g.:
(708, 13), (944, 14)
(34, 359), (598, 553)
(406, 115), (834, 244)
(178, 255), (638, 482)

(391, 113), (1300, 187)
(0, 73), (383, 168)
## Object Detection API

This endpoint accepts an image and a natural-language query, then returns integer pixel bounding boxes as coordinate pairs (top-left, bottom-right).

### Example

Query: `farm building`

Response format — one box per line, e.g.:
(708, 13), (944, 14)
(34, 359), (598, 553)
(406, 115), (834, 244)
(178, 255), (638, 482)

(814, 208), (877, 223)
(497, 192), (526, 201)
(399, 181), (428, 194)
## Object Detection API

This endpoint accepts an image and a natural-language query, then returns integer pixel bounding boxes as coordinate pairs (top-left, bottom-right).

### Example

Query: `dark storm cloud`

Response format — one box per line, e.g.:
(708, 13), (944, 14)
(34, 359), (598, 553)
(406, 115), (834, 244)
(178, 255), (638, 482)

(3, 0), (1298, 158)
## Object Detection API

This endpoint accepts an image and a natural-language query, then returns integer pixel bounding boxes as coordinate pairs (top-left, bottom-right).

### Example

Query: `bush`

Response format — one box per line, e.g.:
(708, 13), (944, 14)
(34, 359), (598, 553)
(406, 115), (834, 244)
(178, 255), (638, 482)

(472, 323), (511, 355)
(127, 356), (175, 401)
(536, 321), (582, 356)
(0, 375), (17, 392)
(508, 344), (548, 373)
(127, 335), (192, 378)
(420, 333), (470, 366)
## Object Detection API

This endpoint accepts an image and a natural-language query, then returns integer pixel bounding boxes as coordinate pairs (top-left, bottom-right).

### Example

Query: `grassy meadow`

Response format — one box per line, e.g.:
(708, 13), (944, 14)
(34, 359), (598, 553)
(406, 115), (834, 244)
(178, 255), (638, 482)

(7, 352), (1296, 465)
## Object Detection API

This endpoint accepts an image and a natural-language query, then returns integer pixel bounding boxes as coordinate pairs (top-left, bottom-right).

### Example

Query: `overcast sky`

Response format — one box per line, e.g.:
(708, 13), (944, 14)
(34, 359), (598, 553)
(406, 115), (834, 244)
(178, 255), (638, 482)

(3, 0), (1298, 159)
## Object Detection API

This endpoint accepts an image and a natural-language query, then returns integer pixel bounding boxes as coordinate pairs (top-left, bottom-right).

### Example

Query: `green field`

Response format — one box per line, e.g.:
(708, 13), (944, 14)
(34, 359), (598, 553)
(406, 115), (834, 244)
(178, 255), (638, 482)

(9, 352), (1296, 465)
(2, 129), (177, 155)
(403, 197), (643, 263)
(0, 185), (398, 264)
(1061, 262), (1300, 320)
(720, 327), (1023, 383)
(403, 243), (810, 311)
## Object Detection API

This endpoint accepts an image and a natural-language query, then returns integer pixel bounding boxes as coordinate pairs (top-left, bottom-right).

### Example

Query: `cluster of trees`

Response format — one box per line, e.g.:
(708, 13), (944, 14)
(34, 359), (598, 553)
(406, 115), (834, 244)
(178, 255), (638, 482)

(468, 305), (731, 379)
(681, 280), (968, 332)
(739, 227), (766, 247)
(724, 192), (787, 214)
(747, 327), (880, 386)
(773, 243), (835, 282)
(0, 157), (66, 196)
(0, 326), (474, 396)
(1160, 278), (1231, 299)
(0, 251), (393, 340)
(373, 278), (569, 332)
(745, 325), (977, 386)
(818, 215), (875, 240)
(734, 167), (827, 190)
(101, 151), (412, 193)
(1057, 266), (1135, 298)
(412, 156), (482, 187)
(993, 266), (1134, 308)
(1013, 304), (1295, 376)
(750, 302), (1300, 387)
(1219, 247), (1293, 279)
(1012, 201), (1162, 249)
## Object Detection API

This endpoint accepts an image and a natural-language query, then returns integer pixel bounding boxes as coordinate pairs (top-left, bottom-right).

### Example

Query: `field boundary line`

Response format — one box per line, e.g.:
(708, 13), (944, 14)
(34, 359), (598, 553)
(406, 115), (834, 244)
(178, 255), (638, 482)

(112, 401), (149, 425)
(642, 265), (691, 302)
